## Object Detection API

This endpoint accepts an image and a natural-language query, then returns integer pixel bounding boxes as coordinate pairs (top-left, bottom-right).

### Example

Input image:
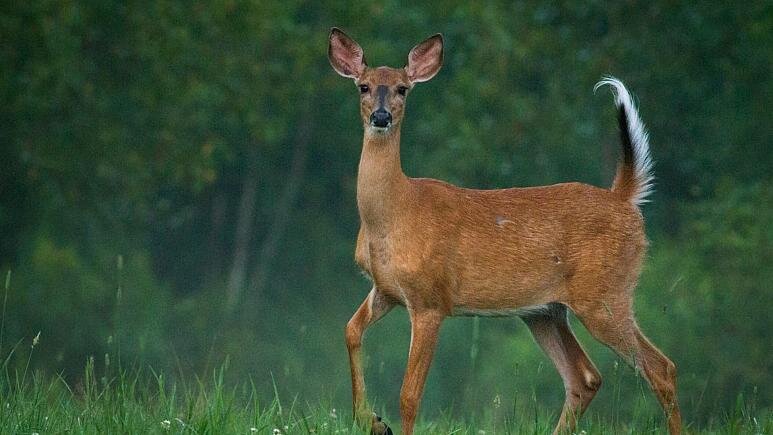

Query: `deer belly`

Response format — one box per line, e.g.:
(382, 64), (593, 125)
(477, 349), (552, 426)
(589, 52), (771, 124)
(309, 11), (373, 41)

(447, 256), (568, 314)
(451, 304), (552, 317)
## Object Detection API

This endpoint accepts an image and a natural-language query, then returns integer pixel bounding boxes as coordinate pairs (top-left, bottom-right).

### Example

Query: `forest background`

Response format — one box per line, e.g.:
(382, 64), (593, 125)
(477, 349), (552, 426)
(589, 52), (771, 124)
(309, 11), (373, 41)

(1, 0), (770, 426)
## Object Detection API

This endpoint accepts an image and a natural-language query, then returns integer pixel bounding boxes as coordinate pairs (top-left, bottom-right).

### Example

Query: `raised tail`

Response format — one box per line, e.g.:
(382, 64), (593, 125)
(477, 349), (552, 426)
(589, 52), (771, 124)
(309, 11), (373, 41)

(595, 77), (654, 206)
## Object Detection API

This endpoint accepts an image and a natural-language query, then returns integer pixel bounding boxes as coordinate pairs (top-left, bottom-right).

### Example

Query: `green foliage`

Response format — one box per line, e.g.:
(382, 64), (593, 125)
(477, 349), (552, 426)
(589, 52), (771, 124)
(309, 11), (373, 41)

(6, 239), (171, 373)
(644, 181), (773, 413)
(1, 0), (770, 429)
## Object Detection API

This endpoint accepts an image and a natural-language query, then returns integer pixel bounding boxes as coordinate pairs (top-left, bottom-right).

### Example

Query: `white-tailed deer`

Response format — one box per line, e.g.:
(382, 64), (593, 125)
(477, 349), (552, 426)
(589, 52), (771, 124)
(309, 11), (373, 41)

(329, 27), (681, 435)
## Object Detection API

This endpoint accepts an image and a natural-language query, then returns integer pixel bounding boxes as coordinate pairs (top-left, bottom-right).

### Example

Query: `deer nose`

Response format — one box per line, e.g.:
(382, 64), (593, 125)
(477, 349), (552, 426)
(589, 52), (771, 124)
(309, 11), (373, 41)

(370, 110), (392, 128)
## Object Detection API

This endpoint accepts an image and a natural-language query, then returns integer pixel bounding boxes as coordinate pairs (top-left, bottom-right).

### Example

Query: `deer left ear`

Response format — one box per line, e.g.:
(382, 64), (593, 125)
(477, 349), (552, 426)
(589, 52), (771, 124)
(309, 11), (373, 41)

(406, 34), (443, 84)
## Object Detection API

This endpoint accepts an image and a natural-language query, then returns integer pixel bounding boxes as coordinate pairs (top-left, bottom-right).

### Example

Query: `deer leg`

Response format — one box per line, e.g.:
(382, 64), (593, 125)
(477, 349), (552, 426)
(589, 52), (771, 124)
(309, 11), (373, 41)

(633, 328), (682, 434)
(523, 304), (602, 434)
(572, 301), (681, 435)
(399, 309), (444, 435)
(345, 288), (395, 434)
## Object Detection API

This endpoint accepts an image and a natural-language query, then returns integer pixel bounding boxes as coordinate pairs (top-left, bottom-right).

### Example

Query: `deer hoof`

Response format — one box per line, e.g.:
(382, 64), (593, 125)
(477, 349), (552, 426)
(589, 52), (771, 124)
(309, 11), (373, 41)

(371, 414), (392, 435)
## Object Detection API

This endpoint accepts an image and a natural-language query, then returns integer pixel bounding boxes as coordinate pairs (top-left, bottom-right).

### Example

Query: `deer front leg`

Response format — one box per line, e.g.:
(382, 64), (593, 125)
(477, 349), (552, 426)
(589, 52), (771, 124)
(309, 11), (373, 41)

(345, 288), (395, 434)
(400, 309), (444, 435)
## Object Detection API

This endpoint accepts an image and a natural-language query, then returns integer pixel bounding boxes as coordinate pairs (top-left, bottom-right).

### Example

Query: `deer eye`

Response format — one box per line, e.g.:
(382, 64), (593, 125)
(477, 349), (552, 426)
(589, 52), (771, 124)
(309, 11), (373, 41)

(359, 84), (369, 94)
(397, 85), (408, 96)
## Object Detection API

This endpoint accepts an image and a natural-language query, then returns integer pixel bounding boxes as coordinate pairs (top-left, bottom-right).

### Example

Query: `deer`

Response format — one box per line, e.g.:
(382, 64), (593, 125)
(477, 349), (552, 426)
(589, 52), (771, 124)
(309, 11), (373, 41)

(328, 27), (681, 435)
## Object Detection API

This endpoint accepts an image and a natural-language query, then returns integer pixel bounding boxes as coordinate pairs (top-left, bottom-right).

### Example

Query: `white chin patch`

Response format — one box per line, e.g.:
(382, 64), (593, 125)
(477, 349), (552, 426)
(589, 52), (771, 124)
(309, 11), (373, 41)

(368, 124), (391, 134)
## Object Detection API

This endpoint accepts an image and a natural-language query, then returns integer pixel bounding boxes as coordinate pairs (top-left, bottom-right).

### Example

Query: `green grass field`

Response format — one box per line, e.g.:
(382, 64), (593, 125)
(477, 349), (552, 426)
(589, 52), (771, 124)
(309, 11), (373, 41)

(1, 353), (769, 434)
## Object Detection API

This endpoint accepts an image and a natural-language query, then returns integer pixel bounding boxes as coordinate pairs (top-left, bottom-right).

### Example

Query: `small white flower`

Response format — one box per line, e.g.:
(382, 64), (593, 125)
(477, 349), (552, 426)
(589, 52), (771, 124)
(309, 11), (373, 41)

(250, 428), (258, 433)
(161, 420), (171, 429)
(273, 429), (281, 435)
(329, 408), (338, 419)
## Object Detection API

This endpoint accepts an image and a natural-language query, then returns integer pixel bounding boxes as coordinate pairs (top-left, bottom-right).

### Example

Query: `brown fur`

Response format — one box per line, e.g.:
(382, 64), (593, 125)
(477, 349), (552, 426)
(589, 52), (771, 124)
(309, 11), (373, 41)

(330, 28), (681, 435)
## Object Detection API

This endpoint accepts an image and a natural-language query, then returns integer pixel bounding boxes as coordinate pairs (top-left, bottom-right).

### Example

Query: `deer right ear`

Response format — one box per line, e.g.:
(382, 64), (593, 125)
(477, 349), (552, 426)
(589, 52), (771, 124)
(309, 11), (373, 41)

(328, 28), (366, 79)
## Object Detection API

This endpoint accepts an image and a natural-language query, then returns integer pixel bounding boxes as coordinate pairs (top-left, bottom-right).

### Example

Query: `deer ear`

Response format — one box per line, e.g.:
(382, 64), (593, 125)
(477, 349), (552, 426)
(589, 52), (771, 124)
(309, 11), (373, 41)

(328, 27), (366, 79)
(406, 34), (443, 83)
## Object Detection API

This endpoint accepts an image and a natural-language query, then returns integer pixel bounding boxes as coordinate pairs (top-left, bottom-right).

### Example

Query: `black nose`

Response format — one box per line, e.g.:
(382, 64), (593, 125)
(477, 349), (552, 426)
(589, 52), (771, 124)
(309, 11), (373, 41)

(369, 110), (392, 128)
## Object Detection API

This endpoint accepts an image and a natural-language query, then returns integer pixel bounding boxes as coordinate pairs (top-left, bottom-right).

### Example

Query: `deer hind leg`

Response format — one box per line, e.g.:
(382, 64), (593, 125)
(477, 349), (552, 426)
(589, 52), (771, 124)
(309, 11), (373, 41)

(345, 288), (395, 434)
(570, 298), (681, 435)
(523, 303), (602, 435)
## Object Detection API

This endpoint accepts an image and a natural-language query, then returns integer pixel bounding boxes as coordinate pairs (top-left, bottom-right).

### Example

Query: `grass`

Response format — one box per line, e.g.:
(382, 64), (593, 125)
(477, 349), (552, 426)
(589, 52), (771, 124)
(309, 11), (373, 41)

(1, 353), (769, 434)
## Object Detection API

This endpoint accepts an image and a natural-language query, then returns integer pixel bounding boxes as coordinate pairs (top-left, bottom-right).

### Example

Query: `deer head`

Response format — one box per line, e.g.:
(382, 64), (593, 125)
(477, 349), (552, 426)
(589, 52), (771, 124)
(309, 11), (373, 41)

(328, 28), (443, 134)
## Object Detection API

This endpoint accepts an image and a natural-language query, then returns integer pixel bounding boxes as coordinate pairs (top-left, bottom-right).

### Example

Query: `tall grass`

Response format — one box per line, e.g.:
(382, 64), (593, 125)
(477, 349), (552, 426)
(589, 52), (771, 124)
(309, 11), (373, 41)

(1, 352), (769, 433)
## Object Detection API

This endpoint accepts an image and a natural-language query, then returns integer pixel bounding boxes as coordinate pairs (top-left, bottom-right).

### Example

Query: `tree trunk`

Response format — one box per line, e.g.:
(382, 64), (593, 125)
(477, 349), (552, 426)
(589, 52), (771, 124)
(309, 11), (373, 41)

(225, 152), (259, 310)
(246, 117), (311, 311)
(207, 191), (227, 282)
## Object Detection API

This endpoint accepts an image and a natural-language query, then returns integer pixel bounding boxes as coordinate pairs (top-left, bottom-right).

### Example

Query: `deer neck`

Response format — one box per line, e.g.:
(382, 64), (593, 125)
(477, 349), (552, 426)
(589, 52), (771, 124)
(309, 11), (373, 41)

(357, 127), (409, 230)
